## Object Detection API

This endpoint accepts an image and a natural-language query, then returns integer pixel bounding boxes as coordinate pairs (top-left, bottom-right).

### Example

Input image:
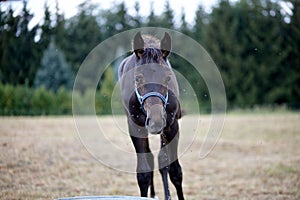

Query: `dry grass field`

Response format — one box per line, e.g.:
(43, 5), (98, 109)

(0, 113), (299, 200)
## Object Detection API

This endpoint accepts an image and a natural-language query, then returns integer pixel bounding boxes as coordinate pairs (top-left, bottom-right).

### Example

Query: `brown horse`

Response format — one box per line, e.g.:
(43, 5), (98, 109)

(118, 32), (184, 200)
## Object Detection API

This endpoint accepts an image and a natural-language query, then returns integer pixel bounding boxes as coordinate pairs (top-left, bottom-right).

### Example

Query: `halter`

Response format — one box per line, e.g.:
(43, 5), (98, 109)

(135, 87), (168, 115)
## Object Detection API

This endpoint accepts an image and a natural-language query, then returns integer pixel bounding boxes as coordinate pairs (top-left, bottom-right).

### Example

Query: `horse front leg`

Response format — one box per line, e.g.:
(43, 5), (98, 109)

(164, 119), (185, 200)
(135, 149), (154, 197)
(169, 160), (184, 200)
(128, 118), (155, 198)
(159, 144), (171, 200)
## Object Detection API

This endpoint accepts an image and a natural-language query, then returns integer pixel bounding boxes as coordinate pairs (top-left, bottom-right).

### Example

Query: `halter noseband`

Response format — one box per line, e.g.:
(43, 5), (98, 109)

(135, 87), (168, 115)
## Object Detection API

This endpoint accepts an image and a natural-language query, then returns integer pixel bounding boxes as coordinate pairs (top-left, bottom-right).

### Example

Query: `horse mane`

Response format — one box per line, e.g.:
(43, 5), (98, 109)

(131, 34), (160, 50)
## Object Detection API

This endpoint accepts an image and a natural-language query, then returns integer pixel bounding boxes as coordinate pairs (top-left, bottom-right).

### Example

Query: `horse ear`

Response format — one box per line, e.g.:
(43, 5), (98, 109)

(160, 32), (171, 59)
(133, 32), (144, 59)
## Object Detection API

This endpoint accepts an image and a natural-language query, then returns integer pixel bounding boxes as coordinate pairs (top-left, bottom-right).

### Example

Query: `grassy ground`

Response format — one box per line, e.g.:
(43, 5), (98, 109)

(0, 113), (299, 200)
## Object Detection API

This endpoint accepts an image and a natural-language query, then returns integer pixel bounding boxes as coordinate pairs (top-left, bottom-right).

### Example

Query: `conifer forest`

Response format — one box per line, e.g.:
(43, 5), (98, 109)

(0, 0), (299, 115)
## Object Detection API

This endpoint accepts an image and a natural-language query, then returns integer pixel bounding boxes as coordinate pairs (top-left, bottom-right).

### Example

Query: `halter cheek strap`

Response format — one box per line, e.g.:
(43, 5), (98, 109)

(135, 88), (168, 115)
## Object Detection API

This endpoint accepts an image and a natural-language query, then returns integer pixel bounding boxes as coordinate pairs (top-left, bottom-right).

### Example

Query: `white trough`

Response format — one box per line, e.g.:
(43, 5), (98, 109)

(57, 196), (156, 200)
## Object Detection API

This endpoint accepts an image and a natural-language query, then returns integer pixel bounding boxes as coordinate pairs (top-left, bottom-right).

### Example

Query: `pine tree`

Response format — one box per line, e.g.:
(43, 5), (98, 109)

(204, 1), (242, 105)
(0, 8), (5, 82)
(34, 40), (74, 92)
(161, 0), (174, 29)
(96, 66), (115, 114)
(179, 9), (189, 35)
(62, 1), (101, 72)
(193, 5), (207, 44)
(284, 0), (300, 105)
(147, 2), (161, 27)
(132, 1), (142, 27)
(39, 3), (52, 50)
(146, 1), (175, 28)
(100, 2), (132, 38)
(0, 8), (19, 84)
(17, 0), (40, 85)
(0, 1), (39, 86)
(53, 0), (66, 49)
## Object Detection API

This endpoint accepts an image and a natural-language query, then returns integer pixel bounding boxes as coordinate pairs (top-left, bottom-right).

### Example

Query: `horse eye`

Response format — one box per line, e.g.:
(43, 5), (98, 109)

(135, 75), (143, 83)
(165, 76), (171, 82)
(138, 49), (144, 55)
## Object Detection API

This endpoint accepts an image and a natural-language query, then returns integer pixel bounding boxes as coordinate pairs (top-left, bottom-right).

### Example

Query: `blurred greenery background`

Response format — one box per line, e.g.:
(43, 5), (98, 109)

(0, 0), (299, 115)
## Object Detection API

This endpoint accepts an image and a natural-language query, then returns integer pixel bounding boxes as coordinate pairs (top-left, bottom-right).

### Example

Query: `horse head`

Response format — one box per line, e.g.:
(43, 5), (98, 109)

(133, 32), (172, 134)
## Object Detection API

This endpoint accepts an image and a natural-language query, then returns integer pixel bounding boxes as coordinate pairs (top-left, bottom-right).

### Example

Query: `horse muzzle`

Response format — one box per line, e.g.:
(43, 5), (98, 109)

(145, 104), (167, 134)
(145, 116), (166, 134)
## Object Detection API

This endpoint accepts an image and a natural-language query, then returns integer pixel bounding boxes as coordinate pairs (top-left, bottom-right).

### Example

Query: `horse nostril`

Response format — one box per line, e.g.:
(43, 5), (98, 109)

(146, 117), (151, 127)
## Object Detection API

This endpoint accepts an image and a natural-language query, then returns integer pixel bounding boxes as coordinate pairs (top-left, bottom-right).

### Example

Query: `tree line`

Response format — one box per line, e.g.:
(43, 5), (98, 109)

(0, 0), (299, 115)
